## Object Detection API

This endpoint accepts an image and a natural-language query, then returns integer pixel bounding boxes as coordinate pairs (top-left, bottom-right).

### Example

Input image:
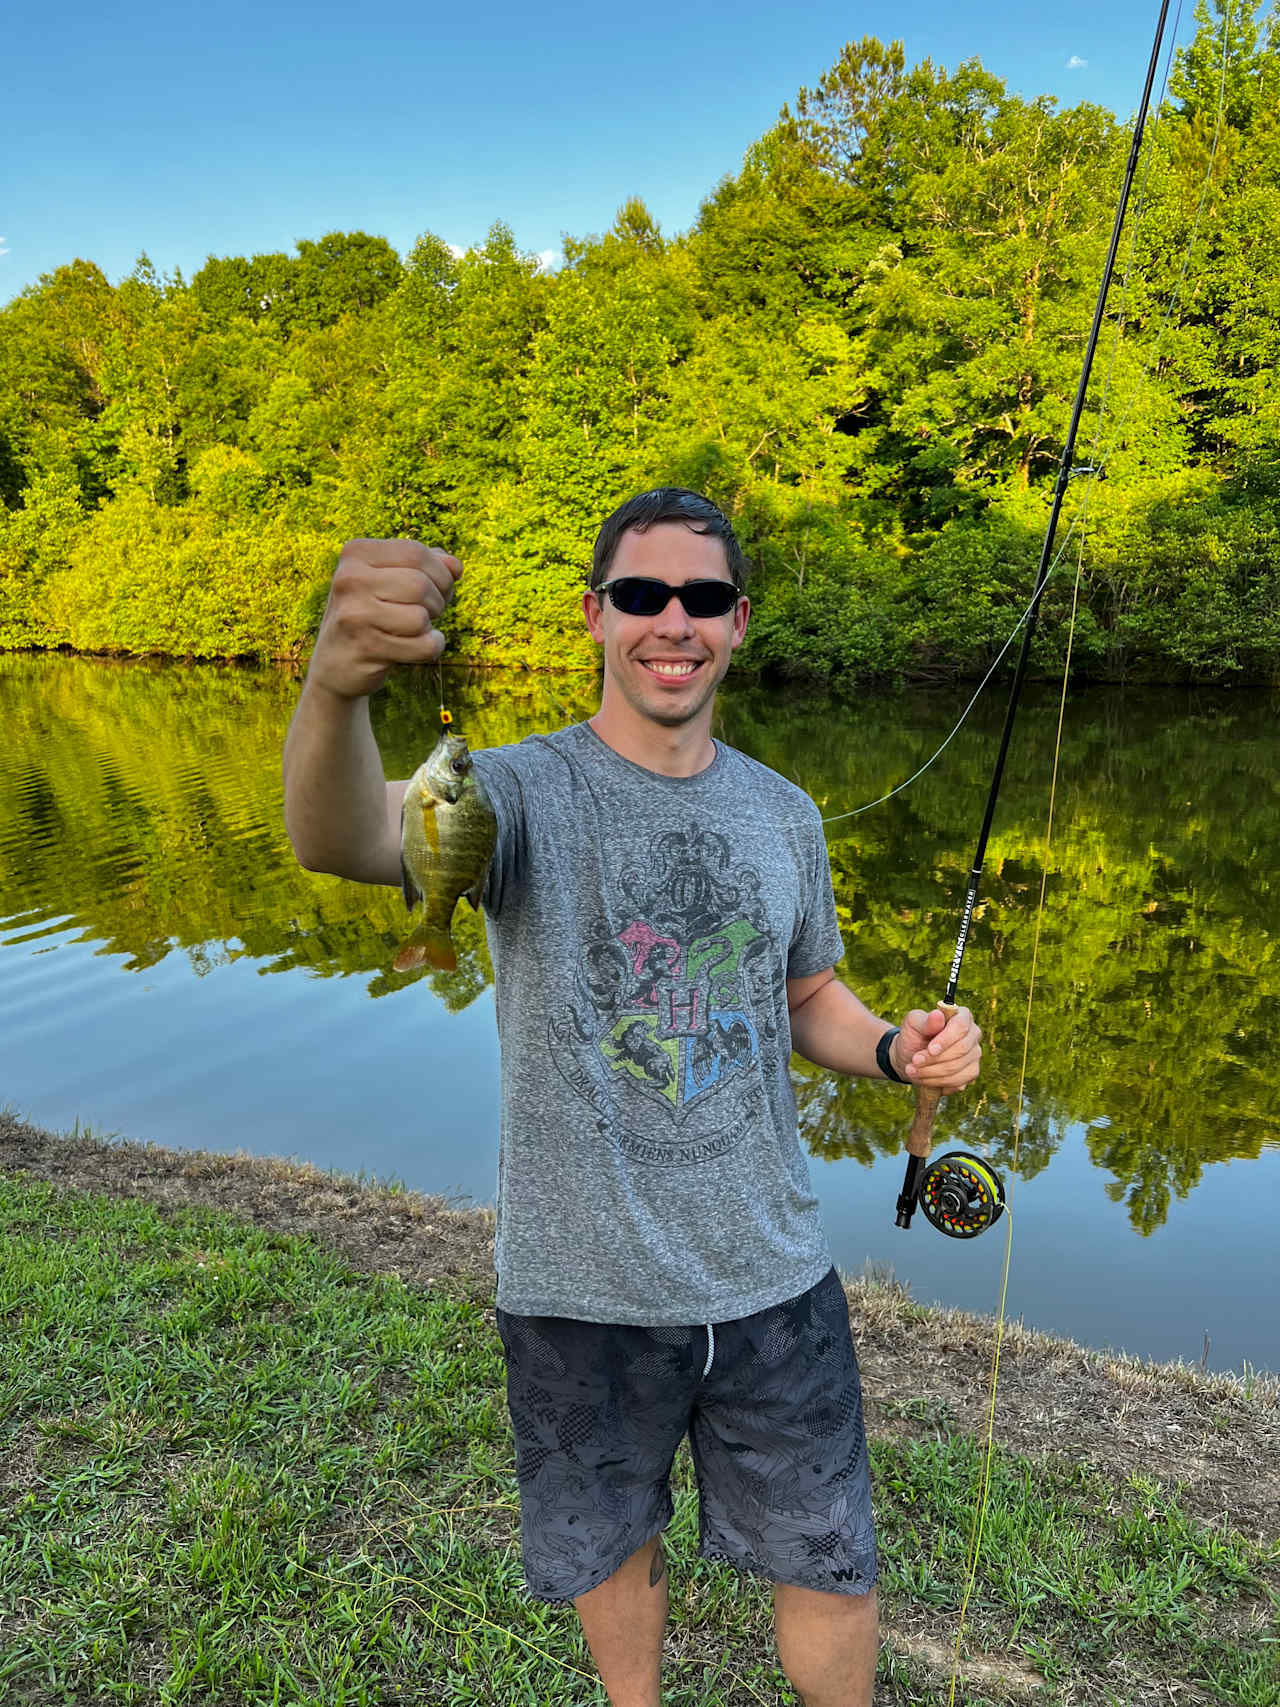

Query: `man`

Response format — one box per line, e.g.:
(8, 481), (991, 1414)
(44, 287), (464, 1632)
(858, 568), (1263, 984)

(283, 488), (981, 1707)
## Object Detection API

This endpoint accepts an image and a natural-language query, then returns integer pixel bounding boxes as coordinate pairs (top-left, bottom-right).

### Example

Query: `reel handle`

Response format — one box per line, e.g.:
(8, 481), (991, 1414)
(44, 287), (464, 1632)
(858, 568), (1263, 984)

(894, 1002), (957, 1228)
(906, 1085), (944, 1158)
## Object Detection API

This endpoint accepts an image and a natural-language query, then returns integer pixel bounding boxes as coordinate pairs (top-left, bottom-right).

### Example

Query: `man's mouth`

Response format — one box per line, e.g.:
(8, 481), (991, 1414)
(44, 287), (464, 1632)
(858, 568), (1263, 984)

(642, 660), (700, 679)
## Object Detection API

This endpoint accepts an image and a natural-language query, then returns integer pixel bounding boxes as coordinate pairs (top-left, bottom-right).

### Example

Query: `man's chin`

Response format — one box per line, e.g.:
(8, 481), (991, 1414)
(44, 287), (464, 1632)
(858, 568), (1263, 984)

(634, 680), (719, 727)
(643, 704), (700, 727)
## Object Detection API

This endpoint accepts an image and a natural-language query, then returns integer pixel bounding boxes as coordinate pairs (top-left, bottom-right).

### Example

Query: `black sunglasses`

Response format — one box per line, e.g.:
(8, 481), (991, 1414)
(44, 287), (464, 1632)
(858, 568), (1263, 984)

(597, 577), (740, 618)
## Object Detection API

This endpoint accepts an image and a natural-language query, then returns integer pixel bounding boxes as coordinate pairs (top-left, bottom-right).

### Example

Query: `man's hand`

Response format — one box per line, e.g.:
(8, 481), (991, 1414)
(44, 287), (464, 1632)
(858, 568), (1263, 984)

(307, 539), (463, 702)
(891, 1007), (982, 1094)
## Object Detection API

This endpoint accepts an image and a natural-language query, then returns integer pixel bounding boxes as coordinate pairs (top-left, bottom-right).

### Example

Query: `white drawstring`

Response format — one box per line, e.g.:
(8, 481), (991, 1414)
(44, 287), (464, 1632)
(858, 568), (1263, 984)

(701, 1322), (715, 1377)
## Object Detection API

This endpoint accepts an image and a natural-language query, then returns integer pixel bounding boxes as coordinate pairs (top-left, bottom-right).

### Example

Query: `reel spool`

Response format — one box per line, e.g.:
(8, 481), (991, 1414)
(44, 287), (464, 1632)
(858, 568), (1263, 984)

(917, 1150), (1005, 1239)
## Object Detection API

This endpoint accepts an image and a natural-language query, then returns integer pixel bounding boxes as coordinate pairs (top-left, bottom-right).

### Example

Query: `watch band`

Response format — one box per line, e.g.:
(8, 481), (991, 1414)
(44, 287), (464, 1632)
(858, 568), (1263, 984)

(876, 1026), (906, 1083)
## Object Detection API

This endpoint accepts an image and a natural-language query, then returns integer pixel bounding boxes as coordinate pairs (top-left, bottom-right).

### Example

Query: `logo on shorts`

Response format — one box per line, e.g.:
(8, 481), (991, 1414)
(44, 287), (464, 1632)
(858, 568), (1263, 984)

(548, 825), (776, 1164)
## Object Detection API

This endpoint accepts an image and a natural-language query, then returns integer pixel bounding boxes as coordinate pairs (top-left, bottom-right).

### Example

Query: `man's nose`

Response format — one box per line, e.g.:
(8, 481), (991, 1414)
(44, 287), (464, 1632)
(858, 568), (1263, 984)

(652, 591), (695, 637)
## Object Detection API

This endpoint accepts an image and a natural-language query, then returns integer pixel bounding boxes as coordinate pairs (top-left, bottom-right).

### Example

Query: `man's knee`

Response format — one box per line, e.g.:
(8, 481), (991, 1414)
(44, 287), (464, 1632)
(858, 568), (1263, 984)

(573, 1538), (668, 1707)
(773, 1581), (878, 1707)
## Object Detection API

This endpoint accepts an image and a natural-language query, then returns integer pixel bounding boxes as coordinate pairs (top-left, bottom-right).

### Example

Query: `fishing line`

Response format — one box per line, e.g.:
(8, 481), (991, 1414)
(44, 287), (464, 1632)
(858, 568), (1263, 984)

(946, 518), (1088, 1703)
(1087, 0), (1231, 479)
(819, 539), (1076, 826)
(942, 7), (1236, 1687)
(435, 659), (453, 727)
(1074, 0), (1184, 466)
(818, 0), (1237, 834)
(827, 0), (1187, 1685)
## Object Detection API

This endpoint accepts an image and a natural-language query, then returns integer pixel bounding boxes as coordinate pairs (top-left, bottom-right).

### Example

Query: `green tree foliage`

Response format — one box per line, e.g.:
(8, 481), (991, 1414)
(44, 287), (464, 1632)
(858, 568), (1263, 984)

(376, 225), (549, 545)
(290, 232), (405, 329)
(460, 242), (677, 668)
(0, 457), (85, 647)
(191, 250), (297, 327)
(38, 486), (332, 660)
(190, 232), (403, 335)
(2, 15), (1279, 680)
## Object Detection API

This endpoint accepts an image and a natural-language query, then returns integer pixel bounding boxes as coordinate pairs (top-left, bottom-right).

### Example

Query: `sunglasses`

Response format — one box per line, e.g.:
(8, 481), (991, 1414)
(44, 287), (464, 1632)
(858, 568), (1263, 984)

(597, 577), (741, 618)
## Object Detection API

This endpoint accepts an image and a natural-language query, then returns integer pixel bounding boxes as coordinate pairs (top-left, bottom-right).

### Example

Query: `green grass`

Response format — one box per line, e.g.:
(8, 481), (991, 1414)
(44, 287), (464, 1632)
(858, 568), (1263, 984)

(1, 1172), (1276, 1705)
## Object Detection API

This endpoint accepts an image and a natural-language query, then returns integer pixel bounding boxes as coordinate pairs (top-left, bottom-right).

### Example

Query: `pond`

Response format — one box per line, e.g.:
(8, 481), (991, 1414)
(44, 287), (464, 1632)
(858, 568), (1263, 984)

(1, 652), (1276, 1375)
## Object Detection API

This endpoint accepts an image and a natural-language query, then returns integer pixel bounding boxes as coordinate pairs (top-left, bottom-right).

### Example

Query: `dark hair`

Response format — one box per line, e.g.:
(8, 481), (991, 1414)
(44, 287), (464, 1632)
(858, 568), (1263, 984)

(590, 488), (748, 592)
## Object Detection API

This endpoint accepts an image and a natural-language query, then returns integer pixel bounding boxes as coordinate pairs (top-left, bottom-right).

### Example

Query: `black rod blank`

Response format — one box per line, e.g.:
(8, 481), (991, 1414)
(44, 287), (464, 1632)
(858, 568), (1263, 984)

(895, 0), (1172, 1229)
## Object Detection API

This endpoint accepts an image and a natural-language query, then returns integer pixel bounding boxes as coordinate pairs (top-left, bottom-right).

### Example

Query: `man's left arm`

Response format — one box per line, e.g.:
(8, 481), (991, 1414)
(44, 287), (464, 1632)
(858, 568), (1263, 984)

(786, 968), (982, 1093)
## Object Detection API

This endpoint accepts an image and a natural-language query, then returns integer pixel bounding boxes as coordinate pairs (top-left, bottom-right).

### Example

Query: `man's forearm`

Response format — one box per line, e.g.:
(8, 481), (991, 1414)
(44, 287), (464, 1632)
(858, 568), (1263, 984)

(282, 682), (400, 883)
(788, 976), (898, 1079)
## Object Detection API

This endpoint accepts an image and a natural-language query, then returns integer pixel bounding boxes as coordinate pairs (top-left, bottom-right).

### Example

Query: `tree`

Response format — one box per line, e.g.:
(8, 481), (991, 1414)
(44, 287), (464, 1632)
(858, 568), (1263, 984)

(459, 265), (675, 667)
(374, 224), (548, 545)
(1169, 0), (1280, 130)
(0, 260), (120, 506)
(291, 232), (405, 329)
(852, 70), (1127, 517)
(190, 250), (298, 327)
(782, 35), (910, 209)
(96, 259), (206, 505)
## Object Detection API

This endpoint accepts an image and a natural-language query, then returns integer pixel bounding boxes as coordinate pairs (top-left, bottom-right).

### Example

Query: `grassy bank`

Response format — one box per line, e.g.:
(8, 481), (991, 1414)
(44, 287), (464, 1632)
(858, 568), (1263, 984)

(1, 1119), (1277, 1705)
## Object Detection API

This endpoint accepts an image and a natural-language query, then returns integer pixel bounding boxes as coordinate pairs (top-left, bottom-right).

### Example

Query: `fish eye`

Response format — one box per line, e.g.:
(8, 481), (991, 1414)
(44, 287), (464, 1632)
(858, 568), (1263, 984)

(450, 757), (469, 774)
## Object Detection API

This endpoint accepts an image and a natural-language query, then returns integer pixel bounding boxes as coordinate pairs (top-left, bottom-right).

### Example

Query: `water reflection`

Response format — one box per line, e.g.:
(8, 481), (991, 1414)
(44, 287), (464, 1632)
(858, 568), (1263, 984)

(1, 653), (1276, 1251)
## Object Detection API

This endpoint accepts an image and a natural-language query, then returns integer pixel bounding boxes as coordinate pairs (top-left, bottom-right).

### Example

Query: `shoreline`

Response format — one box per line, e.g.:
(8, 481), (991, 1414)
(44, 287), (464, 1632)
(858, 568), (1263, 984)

(6, 646), (1280, 692)
(3, 1109), (1277, 1551)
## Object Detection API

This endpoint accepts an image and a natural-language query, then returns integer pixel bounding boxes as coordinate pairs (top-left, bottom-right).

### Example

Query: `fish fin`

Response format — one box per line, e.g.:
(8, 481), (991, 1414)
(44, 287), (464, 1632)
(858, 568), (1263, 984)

(400, 855), (422, 914)
(394, 928), (457, 974)
(464, 875), (486, 910)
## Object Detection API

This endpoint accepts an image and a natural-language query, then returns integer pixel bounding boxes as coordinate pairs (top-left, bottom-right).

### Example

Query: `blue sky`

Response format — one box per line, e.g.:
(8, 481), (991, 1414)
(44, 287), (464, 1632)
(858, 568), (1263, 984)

(5, 0), (1187, 303)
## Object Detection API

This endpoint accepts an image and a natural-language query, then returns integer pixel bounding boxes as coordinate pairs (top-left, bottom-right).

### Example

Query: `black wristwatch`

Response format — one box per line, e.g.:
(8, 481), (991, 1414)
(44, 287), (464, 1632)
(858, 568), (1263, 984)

(876, 1026), (906, 1084)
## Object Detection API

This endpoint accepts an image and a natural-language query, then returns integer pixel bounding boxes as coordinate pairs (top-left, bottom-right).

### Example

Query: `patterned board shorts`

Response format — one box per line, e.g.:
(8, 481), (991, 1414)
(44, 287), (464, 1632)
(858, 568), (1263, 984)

(495, 1265), (877, 1603)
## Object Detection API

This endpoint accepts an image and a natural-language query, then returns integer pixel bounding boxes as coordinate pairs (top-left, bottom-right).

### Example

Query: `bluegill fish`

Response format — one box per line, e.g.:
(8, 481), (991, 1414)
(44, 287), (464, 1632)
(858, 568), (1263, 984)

(395, 732), (496, 973)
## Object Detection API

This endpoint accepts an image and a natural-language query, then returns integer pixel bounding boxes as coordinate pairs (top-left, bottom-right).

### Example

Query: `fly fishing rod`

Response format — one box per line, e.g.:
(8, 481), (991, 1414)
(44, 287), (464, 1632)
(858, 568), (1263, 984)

(896, 0), (1172, 1237)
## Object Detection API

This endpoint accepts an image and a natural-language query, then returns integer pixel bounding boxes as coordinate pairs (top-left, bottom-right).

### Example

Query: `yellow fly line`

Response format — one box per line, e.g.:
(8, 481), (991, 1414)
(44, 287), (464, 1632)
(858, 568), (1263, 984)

(945, 526), (1087, 1702)
(940, 0), (1237, 1683)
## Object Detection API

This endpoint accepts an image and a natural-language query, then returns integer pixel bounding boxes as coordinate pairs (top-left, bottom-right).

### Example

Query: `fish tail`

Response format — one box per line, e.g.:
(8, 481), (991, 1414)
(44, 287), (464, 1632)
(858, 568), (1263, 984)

(394, 929), (457, 974)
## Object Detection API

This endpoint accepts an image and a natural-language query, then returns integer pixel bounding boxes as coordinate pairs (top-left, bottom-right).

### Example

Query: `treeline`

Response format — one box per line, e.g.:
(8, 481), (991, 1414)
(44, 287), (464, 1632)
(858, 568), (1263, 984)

(2, 2), (1278, 682)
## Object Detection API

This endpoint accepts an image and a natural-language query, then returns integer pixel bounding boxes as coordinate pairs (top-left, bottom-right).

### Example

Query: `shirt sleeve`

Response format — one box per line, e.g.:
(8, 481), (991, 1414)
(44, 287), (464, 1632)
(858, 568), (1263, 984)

(471, 746), (528, 918)
(786, 811), (844, 979)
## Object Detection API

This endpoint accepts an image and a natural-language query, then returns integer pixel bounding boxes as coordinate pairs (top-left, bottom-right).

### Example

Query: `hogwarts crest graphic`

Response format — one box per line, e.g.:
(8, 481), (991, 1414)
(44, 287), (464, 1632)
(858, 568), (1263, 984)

(548, 825), (778, 1164)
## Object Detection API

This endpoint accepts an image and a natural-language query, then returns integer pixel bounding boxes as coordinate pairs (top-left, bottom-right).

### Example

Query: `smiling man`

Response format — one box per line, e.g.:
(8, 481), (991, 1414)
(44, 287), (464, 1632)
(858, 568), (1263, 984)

(582, 502), (750, 751)
(282, 487), (982, 1707)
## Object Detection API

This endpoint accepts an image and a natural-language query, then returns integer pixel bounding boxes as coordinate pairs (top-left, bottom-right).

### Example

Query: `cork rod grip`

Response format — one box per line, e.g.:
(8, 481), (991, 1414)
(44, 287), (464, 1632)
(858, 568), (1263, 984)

(903, 1001), (959, 1159)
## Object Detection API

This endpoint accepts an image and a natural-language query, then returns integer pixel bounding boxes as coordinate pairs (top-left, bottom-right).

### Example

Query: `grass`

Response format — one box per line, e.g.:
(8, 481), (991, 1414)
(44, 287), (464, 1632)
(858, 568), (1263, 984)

(1, 1171), (1277, 1705)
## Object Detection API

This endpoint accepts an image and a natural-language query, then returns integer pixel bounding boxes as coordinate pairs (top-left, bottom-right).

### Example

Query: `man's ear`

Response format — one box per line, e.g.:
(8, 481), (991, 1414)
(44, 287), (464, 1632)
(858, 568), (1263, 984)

(730, 595), (750, 651)
(582, 587), (605, 643)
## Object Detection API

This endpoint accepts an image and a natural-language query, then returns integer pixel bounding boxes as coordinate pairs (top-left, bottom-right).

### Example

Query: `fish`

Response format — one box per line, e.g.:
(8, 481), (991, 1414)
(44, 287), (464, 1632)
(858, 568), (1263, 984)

(395, 731), (497, 974)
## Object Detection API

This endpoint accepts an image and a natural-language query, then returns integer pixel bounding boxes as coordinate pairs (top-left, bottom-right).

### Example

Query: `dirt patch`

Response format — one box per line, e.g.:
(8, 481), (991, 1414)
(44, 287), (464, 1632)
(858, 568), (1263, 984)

(0, 1110), (496, 1300)
(852, 1289), (1280, 1545)
(897, 1633), (1045, 1696)
(4, 1110), (1278, 1548)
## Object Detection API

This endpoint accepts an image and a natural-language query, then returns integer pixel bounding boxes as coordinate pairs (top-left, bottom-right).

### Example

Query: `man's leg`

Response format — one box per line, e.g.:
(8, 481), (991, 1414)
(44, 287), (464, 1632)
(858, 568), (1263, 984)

(573, 1534), (668, 1707)
(773, 1581), (878, 1707)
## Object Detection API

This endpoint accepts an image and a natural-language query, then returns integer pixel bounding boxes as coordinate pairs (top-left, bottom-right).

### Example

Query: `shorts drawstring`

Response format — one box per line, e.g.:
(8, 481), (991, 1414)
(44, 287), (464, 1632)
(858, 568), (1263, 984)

(702, 1322), (715, 1378)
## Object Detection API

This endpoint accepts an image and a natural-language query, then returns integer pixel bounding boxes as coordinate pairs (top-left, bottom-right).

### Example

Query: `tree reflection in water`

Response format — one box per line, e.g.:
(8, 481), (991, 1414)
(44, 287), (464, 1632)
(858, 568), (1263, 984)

(1, 652), (1275, 1235)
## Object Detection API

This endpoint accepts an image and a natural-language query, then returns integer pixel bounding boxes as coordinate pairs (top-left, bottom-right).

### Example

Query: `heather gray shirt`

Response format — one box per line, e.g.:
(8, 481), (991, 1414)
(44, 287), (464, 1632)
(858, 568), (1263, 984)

(473, 722), (843, 1326)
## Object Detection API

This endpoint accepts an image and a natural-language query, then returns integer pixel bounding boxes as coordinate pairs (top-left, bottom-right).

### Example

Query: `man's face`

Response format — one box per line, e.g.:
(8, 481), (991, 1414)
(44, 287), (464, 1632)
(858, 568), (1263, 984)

(583, 523), (750, 730)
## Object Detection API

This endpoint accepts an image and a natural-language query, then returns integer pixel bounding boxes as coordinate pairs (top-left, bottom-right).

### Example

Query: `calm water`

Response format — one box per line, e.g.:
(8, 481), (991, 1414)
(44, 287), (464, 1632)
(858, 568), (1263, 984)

(2, 653), (1276, 1374)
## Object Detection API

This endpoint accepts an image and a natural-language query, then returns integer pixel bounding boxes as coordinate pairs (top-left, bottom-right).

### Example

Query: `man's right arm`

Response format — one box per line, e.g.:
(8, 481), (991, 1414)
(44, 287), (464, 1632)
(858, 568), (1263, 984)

(282, 538), (462, 884)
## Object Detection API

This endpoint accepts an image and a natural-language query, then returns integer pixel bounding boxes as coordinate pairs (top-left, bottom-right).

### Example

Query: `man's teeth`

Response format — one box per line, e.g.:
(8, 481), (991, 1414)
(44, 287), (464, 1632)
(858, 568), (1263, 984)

(647, 661), (698, 678)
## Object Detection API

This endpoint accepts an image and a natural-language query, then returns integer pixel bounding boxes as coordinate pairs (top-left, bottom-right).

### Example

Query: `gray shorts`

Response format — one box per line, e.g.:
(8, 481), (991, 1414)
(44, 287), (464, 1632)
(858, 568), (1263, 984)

(495, 1266), (877, 1603)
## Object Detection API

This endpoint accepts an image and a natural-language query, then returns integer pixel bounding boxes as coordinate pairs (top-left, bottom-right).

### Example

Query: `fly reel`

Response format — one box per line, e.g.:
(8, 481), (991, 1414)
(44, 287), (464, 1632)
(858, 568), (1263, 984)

(917, 1150), (1005, 1239)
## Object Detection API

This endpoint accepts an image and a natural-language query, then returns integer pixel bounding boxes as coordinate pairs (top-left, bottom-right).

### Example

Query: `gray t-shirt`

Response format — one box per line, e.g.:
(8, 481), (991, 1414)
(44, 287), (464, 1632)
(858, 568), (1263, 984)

(473, 722), (843, 1326)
